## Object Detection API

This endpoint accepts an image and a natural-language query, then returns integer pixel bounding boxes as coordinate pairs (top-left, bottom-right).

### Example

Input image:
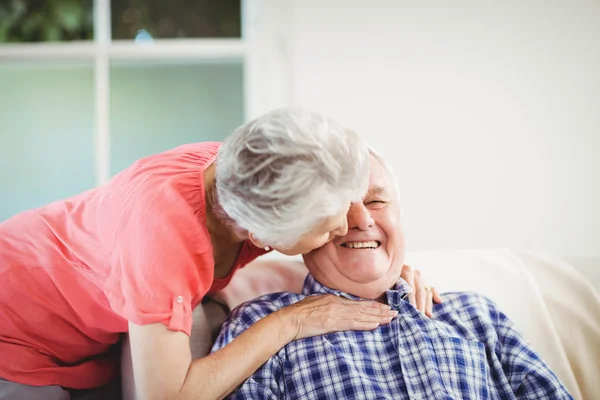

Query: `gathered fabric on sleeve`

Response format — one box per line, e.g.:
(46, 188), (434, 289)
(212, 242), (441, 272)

(102, 143), (220, 336)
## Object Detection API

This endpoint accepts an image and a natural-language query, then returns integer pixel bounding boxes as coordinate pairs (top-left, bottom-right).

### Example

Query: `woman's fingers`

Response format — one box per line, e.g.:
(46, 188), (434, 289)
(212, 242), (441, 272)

(415, 284), (427, 316)
(403, 265), (442, 317)
(432, 287), (443, 304)
(330, 301), (397, 334)
(284, 295), (397, 340)
(356, 300), (395, 317)
(425, 287), (434, 317)
(412, 268), (429, 315)
(352, 301), (397, 325)
(351, 309), (396, 328)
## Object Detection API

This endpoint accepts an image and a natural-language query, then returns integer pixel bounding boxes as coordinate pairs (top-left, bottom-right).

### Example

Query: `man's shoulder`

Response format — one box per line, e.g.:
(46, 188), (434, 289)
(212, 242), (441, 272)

(433, 292), (504, 339)
(436, 291), (499, 314)
(228, 291), (306, 327)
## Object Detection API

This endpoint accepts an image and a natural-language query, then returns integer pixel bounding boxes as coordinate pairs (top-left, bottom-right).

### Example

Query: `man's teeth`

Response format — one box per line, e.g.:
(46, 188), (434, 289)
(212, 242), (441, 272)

(342, 241), (380, 249)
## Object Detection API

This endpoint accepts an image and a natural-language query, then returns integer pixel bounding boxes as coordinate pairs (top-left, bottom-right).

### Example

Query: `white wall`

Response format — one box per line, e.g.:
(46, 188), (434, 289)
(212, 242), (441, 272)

(271, 0), (600, 286)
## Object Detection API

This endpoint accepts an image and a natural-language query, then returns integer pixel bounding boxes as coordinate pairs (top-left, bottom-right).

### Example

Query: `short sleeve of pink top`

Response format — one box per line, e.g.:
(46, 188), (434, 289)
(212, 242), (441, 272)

(0, 142), (268, 389)
(102, 142), (268, 335)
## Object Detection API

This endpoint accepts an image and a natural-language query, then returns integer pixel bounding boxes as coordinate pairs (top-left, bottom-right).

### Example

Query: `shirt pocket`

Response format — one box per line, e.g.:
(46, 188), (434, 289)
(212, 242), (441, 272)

(427, 336), (493, 399)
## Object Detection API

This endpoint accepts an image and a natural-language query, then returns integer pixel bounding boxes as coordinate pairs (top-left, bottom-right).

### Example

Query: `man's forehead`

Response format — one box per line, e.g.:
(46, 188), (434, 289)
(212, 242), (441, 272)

(367, 156), (394, 196)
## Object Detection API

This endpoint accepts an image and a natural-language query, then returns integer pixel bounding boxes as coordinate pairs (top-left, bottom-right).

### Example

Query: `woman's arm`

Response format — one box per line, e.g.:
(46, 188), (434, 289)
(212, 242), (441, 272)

(129, 294), (396, 400)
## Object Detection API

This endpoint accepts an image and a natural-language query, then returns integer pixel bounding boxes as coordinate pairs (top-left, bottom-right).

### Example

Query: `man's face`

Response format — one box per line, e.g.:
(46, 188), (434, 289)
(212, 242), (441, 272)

(303, 155), (406, 299)
(271, 206), (350, 256)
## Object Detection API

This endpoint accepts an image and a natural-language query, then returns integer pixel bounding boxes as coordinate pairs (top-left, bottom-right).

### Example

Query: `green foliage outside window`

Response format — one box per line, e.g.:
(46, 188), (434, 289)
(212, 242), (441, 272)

(111, 0), (241, 40)
(0, 0), (240, 43)
(0, 0), (94, 42)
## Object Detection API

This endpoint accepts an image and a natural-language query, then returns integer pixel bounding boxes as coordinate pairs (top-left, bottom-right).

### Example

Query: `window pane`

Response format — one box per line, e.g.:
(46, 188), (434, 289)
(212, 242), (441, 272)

(111, 0), (241, 40)
(110, 62), (244, 174)
(0, 0), (93, 42)
(0, 63), (95, 221)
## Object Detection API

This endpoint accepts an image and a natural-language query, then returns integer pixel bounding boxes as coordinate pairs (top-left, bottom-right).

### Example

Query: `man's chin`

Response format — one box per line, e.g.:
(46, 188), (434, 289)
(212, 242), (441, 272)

(332, 274), (394, 300)
(339, 267), (392, 285)
(339, 254), (389, 276)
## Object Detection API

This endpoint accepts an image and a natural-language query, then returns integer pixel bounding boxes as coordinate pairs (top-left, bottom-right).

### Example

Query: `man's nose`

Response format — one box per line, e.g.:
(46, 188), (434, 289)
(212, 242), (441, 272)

(347, 202), (374, 231)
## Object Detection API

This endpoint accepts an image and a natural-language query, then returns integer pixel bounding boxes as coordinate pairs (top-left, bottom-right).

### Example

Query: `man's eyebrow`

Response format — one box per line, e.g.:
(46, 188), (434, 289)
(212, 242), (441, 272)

(366, 186), (388, 197)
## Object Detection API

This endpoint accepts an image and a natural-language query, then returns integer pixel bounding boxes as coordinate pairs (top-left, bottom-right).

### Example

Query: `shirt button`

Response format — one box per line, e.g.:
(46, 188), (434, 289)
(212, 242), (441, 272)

(176, 295), (184, 304)
(411, 394), (423, 400)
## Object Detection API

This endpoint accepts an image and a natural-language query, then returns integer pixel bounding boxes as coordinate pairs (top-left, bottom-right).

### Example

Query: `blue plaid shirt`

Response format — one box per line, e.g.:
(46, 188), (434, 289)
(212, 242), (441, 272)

(212, 275), (572, 400)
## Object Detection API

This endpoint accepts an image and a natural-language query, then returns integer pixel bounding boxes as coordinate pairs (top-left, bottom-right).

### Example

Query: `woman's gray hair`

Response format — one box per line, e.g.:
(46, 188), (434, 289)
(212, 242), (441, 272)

(216, 108), (370, 248)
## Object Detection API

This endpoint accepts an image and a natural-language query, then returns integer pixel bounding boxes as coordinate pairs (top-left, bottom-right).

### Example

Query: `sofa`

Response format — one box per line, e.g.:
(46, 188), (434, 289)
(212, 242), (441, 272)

(121, 249), (600, 400)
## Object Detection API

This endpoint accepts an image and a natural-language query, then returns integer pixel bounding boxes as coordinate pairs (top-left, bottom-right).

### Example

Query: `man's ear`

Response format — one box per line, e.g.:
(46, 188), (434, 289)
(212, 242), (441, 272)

(248, 232), (267, 249)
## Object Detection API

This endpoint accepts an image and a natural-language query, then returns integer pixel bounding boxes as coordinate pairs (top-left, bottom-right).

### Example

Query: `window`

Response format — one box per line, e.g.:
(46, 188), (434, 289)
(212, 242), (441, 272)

(0, 0), (247, 220)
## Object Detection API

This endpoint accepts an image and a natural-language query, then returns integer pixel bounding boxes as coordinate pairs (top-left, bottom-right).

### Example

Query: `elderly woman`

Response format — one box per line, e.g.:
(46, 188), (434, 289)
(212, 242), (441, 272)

(0, 108), (435, 400)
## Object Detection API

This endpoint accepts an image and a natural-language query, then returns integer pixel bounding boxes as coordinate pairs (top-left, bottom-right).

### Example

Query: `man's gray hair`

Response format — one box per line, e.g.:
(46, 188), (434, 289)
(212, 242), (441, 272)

(368, 147), (400, 198)
(216, 108), (370, 247)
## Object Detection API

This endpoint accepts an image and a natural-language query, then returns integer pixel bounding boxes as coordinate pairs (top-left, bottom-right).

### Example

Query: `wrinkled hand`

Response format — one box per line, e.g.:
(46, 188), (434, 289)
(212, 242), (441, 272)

(278, 294), (398, 341)
(401, 264), (443, 317)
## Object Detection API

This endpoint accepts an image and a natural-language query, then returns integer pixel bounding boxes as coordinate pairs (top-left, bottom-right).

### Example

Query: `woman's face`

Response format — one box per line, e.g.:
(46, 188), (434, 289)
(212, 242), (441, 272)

(273, 206), (351, 256)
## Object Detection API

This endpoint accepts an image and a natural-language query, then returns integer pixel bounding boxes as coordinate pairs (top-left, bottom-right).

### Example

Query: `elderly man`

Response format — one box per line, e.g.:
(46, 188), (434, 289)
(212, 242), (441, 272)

(212, 151), (572, 399)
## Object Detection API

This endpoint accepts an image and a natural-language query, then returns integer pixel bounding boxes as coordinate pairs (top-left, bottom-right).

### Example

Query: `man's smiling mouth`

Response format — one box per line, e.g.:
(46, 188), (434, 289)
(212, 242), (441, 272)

(340, 241), (381, 249)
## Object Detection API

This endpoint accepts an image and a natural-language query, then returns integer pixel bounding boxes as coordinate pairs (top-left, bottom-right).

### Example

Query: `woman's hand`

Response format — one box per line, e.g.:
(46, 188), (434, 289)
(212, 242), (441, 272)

(277, 294), (398, 340)
(401, 264), (443, 317)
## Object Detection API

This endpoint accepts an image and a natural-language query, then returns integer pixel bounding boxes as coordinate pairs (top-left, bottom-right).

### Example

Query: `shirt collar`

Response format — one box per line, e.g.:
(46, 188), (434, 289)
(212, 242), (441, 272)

(301, 274), (413, 303)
